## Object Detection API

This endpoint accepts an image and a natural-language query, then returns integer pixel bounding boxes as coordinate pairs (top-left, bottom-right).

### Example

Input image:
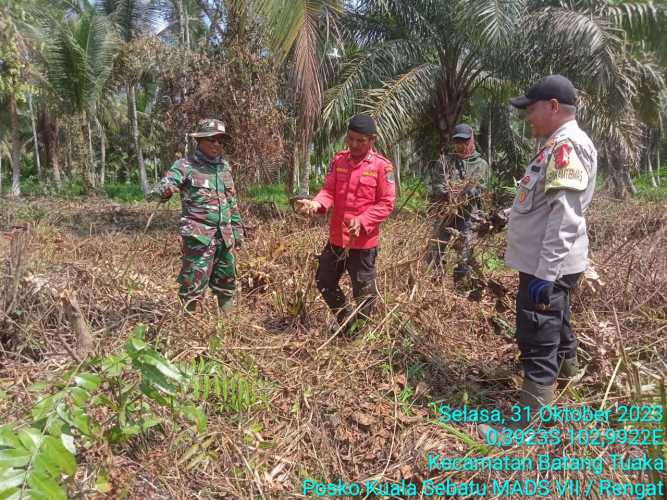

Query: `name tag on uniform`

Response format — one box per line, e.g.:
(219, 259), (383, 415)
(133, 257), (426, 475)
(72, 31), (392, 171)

(361, 170), (377, 177)
(336, 168), (349, 174)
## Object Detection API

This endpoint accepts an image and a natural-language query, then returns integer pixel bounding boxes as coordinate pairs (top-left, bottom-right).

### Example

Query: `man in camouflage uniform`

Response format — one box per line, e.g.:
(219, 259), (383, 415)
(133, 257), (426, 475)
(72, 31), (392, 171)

(152, 119), (243, 312)
(426, 123), (490, 285)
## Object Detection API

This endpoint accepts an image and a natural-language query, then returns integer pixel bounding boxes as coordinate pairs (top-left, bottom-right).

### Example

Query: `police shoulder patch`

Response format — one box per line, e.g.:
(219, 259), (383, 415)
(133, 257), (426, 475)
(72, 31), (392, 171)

(545, 141), (588, 192)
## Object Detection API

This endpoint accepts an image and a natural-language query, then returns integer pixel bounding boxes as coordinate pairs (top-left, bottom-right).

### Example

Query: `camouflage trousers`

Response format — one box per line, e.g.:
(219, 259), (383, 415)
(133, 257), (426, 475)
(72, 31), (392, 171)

(177, 234), (236, 308)
(426, 213), (473, 283)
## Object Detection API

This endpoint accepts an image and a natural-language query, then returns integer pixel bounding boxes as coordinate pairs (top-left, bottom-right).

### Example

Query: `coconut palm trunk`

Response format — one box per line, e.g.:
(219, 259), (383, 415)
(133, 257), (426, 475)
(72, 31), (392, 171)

(28, 91), (41, 180)
(128, 82), (149, 194)
(97, 117), (107, 186)
(9, 93), (21, 197)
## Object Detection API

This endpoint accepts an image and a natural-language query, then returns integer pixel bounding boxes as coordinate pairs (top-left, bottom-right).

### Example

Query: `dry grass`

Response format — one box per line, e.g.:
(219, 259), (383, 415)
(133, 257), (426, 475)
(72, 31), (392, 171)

(0, 194), (665, 499)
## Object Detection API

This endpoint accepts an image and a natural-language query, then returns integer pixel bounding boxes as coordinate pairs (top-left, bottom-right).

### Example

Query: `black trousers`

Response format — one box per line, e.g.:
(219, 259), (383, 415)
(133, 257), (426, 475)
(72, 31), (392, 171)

(516, 272), (582, 386)
(315, 243), (378, 322)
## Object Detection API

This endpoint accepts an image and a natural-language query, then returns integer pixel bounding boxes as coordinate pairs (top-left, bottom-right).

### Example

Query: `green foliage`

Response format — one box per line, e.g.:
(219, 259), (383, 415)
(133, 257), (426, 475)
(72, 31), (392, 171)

(245, 182), (290, 209)
(103, 182), (145, 202)
(183, 358), (267, 415)
(395, 178), (427, 211)
(0, 325), (209, 499)
(40, 8), (118, 116)
(634, 168), (667, 202)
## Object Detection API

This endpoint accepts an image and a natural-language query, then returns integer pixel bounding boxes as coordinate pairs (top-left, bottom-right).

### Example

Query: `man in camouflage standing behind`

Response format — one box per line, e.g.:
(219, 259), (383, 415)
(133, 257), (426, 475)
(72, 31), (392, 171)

(426, 123), (490, 286)
(152, 119), (244, 313)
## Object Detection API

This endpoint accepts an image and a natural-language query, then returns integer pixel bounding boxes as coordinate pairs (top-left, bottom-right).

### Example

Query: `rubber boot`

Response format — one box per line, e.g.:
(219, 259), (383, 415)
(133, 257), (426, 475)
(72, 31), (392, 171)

(559, 356), (579, 378)
(558, 356), (583, 387)
(329, 306), (353, 336)
(216, 293), (235, 313)
(477, 379), (556, 445)
(453, 263), (473, 285)
(183, 298), (201, 313)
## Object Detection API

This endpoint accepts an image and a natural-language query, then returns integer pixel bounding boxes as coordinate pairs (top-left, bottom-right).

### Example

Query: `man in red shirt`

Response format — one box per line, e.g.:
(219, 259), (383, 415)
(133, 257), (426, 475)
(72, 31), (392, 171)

(297, 115), (396, 333)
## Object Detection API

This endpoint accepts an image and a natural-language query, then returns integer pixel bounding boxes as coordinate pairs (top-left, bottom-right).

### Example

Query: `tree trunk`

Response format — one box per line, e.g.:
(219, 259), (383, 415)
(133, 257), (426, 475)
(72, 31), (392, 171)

(46, 115), (62, 188)
(97, 118), (106, 186)
(392, 142), (402, 197)
(80, 122), (95, 193)
(657, 145), (661, 185)
(128, 82), (150, 194)
(604, 143), (636, 199)
(28, 91), (41, 180)
(184, 1), (190, 48)
(87, 119), (96, 187)
(288, 140), (300, 195)
(487, 111), (493, 169)
(647, 149), (657, 188)
(0, 149), (3, 195)
(61, 289), (95, 358)
(9, 93), (21, 197)
(176, 0), (185, 45)
(298, 141), (310, 196)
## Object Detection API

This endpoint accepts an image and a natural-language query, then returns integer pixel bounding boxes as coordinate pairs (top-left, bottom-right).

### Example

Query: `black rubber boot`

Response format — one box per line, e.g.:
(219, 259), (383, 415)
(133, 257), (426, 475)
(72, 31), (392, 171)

(329, 306), (353, 336)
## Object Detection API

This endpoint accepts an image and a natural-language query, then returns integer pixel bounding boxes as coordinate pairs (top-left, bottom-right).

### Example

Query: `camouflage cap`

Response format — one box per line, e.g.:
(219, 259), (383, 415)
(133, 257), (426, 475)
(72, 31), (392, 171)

(190, 119), (231, 138)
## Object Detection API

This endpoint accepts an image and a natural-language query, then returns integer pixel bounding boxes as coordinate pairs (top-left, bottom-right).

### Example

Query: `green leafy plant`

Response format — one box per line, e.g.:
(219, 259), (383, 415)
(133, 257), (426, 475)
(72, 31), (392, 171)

(0, 325), (206, 499)
(184, 358), (266, 415)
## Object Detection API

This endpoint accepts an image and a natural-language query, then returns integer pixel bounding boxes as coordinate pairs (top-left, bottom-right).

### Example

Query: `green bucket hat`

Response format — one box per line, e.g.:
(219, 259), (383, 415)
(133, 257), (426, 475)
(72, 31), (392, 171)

(190, 119), (231, 138)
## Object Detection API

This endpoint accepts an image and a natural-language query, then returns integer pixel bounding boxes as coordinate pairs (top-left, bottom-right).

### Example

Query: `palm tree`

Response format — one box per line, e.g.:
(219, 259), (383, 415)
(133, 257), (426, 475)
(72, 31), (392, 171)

(0, 3), (31, 196)
(254, 0), (343, 195)
(98, 0), (159, 194)
(37, 6), (118, 189)
(322, 0), (666, 197)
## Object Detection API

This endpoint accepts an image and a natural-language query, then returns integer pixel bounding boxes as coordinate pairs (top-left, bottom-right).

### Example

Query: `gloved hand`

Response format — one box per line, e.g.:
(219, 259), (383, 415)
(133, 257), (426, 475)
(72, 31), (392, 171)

(528, 278), (554, 306)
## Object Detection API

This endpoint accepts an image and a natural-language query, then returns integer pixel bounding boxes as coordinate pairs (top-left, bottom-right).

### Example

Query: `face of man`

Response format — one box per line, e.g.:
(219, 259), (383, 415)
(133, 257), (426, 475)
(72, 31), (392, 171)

(345, 129), (375, 160)
(452, 139), (469, 156)
(522, 99), (560, 139)
(197, 135), (226, 158)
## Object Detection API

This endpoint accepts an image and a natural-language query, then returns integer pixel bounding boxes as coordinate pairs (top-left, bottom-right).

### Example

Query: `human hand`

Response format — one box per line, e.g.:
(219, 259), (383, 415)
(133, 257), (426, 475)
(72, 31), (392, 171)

(161, 184), (179, 200)
(528, 278), (554, 309)
(348, 217), (361, 238)
(295, 199), (321, 216)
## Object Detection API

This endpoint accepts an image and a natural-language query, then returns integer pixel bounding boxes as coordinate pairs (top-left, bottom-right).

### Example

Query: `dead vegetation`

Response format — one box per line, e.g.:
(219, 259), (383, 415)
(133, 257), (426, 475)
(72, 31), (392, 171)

(0, 195), (665, 499)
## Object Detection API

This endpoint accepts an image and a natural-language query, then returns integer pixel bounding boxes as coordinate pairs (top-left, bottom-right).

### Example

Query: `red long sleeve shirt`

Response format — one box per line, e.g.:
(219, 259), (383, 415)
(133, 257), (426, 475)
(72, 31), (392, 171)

(313, 149), (396, 249)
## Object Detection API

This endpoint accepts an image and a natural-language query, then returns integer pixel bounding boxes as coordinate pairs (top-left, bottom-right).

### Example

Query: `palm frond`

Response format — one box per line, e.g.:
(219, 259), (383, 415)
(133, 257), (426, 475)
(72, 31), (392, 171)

(360, 62), (439, 148)
(460, 0), (527, 49)
(98, 0), (160, 42)
(42, 10), (118, 115)
(321, 39), (424, 140)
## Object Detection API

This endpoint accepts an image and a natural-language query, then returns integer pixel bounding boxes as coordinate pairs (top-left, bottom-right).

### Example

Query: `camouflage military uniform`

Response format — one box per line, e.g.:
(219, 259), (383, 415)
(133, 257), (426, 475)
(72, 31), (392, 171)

(426, 152), (490, 281)
(155, 147), (243, 310)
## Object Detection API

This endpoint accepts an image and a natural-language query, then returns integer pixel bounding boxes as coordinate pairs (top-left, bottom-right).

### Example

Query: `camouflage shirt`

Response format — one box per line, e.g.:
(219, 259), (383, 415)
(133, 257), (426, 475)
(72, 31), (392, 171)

(427, 152), (490, 202)
(155, 150), (243, 247)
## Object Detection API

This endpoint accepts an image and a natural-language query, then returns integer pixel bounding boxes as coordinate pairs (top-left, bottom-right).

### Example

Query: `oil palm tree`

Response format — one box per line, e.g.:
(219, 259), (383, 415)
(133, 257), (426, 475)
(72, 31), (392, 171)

(323, 0), (666, 197)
